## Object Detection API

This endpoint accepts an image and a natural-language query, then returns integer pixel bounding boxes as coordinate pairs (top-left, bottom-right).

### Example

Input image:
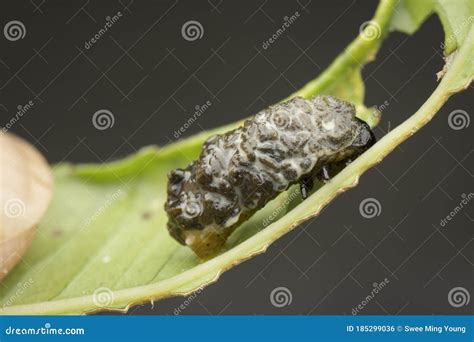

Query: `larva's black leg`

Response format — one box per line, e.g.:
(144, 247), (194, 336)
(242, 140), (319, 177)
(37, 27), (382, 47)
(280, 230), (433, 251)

(315, 164), (332, 183)
(300, 164), (331, 199)
(299, 175), (314, 200)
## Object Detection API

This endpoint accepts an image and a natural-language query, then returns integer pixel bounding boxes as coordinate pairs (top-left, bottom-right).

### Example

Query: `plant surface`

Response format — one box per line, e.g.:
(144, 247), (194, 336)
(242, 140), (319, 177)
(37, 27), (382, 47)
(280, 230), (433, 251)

(0, 0), (472, 314)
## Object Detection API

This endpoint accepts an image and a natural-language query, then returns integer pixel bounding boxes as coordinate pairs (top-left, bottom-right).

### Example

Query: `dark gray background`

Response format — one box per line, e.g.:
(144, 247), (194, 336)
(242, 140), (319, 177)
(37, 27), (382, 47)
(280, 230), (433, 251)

(0, 0), (472, 315)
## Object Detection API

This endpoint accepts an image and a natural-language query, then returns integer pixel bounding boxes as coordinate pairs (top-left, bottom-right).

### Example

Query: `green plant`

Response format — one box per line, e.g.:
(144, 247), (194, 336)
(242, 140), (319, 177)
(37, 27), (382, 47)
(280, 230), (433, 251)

(0, 0), (472, 314)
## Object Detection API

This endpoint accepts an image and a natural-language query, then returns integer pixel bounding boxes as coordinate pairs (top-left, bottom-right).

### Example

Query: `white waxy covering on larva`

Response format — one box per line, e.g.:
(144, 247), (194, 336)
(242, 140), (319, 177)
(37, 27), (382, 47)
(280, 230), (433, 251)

(165, 96), (373, 257)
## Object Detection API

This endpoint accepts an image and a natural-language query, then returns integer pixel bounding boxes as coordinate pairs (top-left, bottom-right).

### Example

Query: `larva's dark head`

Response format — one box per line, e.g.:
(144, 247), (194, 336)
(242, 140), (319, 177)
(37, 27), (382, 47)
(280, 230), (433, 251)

(351, 117), (376, 153)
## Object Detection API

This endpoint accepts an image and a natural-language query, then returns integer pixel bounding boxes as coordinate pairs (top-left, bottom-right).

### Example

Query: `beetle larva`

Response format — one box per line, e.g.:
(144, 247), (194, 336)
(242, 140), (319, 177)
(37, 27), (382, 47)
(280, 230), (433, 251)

(165, 96), (375, 257)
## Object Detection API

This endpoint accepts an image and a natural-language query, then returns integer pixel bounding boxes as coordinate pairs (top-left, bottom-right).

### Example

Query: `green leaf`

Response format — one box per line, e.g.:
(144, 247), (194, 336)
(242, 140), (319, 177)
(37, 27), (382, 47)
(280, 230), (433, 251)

(391, 0), (474, 54)
(1, 0), (472, 314)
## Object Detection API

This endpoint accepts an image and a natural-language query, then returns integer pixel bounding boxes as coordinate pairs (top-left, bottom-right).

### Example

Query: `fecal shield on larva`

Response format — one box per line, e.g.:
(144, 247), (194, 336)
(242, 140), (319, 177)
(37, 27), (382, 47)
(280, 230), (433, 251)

(165, 96), (375, 257)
